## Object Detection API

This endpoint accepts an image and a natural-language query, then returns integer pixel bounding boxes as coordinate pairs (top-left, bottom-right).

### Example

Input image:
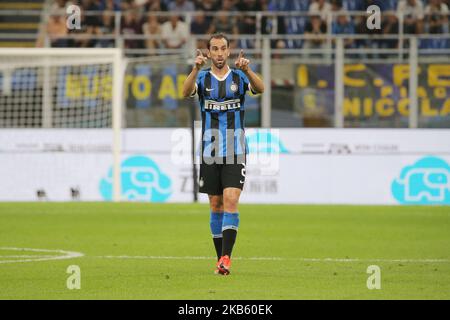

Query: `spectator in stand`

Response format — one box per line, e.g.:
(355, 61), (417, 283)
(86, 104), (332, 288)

(330, 1), (355, 49)
(341, 0), (363, 50)
(330, 0), (342, 12)
(208, 11), (239, 35)
(397, 0), (425, 34)
(423, 0), (449, 49)
(332, 10), (355, 49)
(237, 0), (263, 34)
(134, 0), (150, 8)
(309, 0), (332, 22)
(303, 15), (327, 57)
(39, 13), (68, 47)
(381, 12), (399, 54)
(99, 0), (121, 11)
(268, 0), (310, 49)
(272, 37), (286, 60)
(121, 10), (143, 50)
(142, 14), (162, 51)
(161, 15), (189, 49)
(143, 0), (168, 33)
(142, 0), (168, 11)
(269, 0), (310, 12)
(236, 0), (264, 49)
(191, 11), (211, 48)
(200, 0), (220, 25)
(121, 0), (135, 10)
(92, 10), (116, 47)
(192, 0), (219, 25)
(216, 0), (239, 29)
(72, 15), (94, 47)
(80, 0), (102, 29)
(194, 0), (218, 11)
(359, 0), (388, 14)
(191, 11), (211, 34)
(260, 0), (271, 34)
(341, 0), (362, 11)
(168, 0), (195, 11)
(425, 0), (449, 34)
(50, 0), (73, 14)
(330, 0), (343, 24)
(380, 0), (399, 11)
(208, 11), (239, 48)
(267, 0), (286, 35)
(219, 0), (238, 11)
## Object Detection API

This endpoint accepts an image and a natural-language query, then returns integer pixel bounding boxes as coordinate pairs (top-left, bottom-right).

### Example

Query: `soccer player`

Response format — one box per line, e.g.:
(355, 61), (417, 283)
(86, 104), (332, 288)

(182, 33), (264, 275)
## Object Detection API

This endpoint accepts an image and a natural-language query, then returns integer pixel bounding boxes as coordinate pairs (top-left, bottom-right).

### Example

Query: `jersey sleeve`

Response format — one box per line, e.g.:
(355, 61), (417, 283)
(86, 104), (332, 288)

(239, 70), (257, 95)
(191, 71), (204, 98)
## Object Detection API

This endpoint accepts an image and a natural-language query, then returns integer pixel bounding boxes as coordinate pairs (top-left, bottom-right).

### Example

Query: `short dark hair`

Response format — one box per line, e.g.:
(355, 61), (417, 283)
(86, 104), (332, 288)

(207, 33), (230, 49)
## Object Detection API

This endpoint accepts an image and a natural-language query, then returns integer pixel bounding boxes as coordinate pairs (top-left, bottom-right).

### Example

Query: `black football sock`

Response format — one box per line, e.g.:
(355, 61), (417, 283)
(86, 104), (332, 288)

(221, 212), (240, 257)
(213, 237), (223, 261)
(222, 229), (237, 258)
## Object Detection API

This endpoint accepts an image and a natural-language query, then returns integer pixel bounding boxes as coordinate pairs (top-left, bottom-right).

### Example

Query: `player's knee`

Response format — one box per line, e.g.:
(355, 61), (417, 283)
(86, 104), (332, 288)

(209, 196), (223, 212)
(223, 189), (241, 212)
(211, 203), (223, 212)
(223, 197), (239, 212)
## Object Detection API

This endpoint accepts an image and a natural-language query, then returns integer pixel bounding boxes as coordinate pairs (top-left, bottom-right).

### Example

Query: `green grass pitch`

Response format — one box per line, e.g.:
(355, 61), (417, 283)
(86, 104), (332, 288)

(0, 203), (449, 300)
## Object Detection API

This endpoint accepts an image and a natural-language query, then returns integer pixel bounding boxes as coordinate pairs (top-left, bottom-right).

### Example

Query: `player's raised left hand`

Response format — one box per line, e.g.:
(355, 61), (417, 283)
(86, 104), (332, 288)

(235, 50), (250, 72)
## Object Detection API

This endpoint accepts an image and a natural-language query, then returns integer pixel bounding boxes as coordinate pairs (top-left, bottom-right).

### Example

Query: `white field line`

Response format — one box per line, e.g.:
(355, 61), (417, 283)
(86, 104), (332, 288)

(0, 247), (448, 264)
(95, 255), (450, 264)
(0, 255), (60, 258)
(0, 247), (84, 264)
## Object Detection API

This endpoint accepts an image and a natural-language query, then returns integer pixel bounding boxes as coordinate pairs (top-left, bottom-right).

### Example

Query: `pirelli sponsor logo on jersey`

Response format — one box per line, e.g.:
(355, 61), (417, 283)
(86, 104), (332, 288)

(204, 99), (241, 111)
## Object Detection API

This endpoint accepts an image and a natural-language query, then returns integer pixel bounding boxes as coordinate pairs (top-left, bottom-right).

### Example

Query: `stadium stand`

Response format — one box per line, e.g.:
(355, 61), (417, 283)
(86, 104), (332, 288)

(0, 0), (45, 48)
(0, 0), (448, 130)
(1, 0), (440, 54)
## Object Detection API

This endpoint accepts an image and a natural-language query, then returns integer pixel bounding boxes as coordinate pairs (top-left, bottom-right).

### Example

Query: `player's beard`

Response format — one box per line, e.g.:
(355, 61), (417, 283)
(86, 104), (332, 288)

(213, 58), (226, 69)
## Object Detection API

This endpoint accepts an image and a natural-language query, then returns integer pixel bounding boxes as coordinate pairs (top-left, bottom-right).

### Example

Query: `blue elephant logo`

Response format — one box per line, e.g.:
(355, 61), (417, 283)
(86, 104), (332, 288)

(392, 156), (450, 205)
(100, 155), (172, 202)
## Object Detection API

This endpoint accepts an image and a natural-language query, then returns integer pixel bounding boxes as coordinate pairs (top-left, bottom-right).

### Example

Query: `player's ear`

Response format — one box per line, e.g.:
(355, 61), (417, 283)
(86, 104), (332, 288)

(207, 50), (211, 58)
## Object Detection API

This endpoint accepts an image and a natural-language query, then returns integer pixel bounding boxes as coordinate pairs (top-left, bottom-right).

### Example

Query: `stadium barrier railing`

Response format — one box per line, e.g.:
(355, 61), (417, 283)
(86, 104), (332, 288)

(0, 10), (449, 55)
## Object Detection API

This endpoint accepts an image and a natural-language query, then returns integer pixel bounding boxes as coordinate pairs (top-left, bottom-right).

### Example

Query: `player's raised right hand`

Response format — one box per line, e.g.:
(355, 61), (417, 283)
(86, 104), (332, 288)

(194, 49), (208, 70)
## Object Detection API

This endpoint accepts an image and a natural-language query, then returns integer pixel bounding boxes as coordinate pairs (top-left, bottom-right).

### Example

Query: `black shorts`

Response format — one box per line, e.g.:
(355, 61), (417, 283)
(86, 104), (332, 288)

(199, 159), (246, 195)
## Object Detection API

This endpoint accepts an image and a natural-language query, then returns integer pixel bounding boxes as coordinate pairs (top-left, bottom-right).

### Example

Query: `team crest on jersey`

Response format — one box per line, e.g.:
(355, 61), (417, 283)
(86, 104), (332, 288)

(230, 82), (238, 93)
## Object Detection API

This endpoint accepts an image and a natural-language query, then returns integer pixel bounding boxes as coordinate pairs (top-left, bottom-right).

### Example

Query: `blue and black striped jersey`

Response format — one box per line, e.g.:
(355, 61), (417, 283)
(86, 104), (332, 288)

(192, 67), (255, 160)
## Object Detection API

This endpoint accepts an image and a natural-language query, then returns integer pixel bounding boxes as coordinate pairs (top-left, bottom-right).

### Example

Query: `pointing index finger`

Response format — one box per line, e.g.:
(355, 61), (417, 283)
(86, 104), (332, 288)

(238, 50), (244, 59)
(197, 49), (206, 58)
